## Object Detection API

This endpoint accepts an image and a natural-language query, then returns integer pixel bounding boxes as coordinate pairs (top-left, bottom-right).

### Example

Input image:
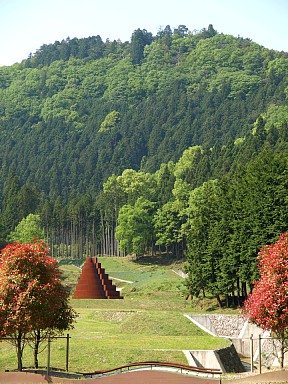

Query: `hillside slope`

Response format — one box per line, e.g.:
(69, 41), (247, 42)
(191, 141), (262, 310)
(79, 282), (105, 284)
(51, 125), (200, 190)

(0, 27), (287, 201)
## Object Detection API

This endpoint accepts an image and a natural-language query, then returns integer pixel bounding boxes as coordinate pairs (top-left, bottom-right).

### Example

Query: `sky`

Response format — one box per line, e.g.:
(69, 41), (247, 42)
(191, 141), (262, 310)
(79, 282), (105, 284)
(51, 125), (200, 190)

(0, 0), (287, 66)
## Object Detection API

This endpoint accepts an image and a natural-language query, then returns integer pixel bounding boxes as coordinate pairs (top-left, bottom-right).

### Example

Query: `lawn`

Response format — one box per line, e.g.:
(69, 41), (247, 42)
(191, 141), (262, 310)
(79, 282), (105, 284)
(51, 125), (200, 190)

(0, 255), (230, 373)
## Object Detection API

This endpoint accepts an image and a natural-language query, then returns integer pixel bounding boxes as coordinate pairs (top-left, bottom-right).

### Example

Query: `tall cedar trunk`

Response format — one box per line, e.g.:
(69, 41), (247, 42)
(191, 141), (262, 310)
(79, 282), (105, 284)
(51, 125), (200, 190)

(51, 237), (54, 258)
(242, 281), (247, 299)
(17, 332), (23, 371)
(236, 277), (241, 306)
(91, 220), (96, 256)
(106, 224), (110, 255)
(34, 330), (41, 368)
(65, 232), (69, 258)
(70, 221), (75, 258)
(225, 294), (229, 308)
(86, 227), (89, 257)
(101, 214), (105, 255)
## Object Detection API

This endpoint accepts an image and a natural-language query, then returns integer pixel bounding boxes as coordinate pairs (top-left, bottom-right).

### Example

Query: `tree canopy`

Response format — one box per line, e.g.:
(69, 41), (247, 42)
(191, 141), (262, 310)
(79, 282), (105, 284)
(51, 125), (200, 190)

(7, 213), (45, 243)
(0, 241), (77, 370)
(243, 233), (288, 367)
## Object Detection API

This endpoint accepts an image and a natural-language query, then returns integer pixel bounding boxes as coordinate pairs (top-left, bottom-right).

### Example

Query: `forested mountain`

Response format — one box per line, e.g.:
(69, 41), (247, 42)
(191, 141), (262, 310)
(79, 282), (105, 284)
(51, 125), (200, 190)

(0, 25), (288, 305)
(1, 25), (286, 199)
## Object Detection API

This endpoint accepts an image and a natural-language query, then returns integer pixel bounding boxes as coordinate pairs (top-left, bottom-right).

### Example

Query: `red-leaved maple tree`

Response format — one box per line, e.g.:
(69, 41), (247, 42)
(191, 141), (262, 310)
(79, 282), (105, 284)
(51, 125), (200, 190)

(243, 232), (288, 367)
(0, 241), (77, 370)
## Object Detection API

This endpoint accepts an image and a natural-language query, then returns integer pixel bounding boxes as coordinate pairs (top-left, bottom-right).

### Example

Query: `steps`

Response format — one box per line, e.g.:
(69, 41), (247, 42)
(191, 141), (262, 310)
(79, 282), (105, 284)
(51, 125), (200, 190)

(73, 257), (123, 299)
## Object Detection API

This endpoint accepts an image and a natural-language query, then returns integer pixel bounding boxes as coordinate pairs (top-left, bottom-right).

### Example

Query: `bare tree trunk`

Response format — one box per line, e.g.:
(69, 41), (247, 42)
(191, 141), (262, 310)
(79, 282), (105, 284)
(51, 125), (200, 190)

(280, 332), (285, 369)
(65, 229), (69, 258)
(91, 220), (96, 256)
(85, 223), (90, 257)
(34, 330), (41, 368)
(17, 332), (23, 371)
(216, 294), (223, 308)
(101, 214), (105, 256)
(236, 277), (241, 306)
(242, 281), (247, 299)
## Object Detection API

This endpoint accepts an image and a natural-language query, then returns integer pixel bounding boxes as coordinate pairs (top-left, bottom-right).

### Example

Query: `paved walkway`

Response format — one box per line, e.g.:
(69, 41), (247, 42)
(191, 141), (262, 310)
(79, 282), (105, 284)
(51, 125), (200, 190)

(2, 369), (288, 383)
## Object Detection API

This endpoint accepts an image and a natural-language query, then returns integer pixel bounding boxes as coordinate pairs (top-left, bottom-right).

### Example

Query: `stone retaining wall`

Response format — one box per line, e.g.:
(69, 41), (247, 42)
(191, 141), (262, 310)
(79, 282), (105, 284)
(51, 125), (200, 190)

(187, 314), (279, 366)
(208, 314), (246, 337)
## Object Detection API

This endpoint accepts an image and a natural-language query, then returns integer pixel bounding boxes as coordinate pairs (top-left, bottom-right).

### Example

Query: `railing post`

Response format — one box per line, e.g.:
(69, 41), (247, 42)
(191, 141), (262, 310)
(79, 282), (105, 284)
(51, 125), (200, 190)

(66, 334), (70, 372)
(47, 336), (51, 376)
(258, 334), (262, 374)
(250, 334), (254, 373)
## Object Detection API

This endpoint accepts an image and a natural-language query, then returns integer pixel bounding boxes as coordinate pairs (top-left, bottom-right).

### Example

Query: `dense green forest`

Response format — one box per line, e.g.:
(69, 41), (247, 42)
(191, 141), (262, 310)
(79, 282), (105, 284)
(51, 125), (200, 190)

(0, 24), (288, 305)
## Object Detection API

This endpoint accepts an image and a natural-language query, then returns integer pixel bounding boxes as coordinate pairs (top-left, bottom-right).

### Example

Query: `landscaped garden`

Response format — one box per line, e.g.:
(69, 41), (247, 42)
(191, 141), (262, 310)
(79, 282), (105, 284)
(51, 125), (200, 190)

(0, 255), (230, 373)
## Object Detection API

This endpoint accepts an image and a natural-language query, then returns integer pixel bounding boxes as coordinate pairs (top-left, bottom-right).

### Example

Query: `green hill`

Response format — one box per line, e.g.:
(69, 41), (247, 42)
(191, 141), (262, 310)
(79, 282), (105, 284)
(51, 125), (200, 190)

(0, 26), (287, 201)
(0, 25), (288, 305)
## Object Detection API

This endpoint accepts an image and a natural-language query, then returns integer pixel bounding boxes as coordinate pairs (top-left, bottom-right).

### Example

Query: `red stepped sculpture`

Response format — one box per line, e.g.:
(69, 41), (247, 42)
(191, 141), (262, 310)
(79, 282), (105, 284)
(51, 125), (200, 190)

(73, 257), (123, 299)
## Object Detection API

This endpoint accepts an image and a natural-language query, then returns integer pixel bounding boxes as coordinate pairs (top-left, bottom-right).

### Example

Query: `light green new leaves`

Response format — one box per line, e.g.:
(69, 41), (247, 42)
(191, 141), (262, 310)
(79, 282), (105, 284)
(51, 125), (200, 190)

(8, 214), (45, 244)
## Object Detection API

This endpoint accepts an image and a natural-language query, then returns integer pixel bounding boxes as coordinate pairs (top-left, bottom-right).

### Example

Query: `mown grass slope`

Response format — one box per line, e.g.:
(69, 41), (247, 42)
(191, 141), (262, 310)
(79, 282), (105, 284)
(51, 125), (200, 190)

(0, 255), (230, 373)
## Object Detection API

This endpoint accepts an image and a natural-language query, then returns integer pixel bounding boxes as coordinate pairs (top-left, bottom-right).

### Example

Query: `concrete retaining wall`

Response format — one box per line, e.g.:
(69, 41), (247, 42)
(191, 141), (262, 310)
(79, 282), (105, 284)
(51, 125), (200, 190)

(187, 314), (265, 358)
(189, 344), (244, 373)
(184, 314), (217, 336)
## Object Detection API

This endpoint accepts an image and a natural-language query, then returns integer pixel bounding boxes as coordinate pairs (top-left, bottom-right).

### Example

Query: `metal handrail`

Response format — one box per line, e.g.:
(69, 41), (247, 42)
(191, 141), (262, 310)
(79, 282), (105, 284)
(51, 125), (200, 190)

(83, 361), (222, 377)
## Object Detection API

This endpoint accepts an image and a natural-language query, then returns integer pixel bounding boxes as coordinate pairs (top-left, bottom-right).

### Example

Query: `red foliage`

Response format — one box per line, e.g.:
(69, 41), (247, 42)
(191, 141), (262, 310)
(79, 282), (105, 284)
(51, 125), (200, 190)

(0, 240), (76, 337)
(243, 232), (288, 334)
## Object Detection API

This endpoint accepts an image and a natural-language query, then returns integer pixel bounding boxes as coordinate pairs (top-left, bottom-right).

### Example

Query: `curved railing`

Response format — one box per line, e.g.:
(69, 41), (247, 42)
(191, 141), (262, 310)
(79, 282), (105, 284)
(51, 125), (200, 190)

(83, 361), (222, 378)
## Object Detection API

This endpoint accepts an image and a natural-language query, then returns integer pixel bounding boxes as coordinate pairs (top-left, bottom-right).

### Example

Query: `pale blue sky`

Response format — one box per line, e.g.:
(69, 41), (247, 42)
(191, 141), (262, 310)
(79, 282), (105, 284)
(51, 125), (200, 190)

(0, 0), (287, 66)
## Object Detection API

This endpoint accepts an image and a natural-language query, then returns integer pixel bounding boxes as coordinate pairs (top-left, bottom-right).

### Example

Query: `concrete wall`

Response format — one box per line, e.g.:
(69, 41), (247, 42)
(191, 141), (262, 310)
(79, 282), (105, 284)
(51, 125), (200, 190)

(186, 314), (288, 368)
(187, 314), (265, 358)
(229, 321), (265, 358)
(189, 344), (244, 373)
(189, 350), (218, 369)
(185, 314), (217, 336)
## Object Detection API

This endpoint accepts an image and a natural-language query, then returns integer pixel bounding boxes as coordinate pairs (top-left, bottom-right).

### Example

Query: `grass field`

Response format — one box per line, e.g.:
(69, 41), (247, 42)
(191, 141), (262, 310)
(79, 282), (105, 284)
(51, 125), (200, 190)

(0, 255), (231, 373)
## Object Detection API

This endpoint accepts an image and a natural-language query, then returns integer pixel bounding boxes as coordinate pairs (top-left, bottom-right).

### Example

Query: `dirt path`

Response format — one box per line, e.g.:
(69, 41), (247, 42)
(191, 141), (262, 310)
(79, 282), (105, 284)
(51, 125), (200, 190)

(110, 276), (133, 284)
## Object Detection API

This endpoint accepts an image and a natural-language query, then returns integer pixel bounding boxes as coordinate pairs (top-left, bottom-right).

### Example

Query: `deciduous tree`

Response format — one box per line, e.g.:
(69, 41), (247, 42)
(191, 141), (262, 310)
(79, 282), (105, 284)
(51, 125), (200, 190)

(243, 232), (288, 367)
(0, 241), (77, 370)
(116, 197), (155, 256)
(7, 213), (45, 244)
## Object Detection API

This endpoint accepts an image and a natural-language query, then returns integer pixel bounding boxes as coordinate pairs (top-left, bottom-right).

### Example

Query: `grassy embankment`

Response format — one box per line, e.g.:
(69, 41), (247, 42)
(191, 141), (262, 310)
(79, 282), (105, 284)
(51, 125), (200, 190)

(0, 255), (231, 373)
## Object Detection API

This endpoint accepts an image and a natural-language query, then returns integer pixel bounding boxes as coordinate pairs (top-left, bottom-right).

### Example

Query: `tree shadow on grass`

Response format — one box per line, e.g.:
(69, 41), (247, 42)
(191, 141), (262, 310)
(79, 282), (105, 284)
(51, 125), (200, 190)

(132, 253), (185, 267)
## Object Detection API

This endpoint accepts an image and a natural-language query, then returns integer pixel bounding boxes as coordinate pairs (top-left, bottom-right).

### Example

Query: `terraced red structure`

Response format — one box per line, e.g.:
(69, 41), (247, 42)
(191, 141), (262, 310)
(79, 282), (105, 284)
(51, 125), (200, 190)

(73, 257), (122, 299)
